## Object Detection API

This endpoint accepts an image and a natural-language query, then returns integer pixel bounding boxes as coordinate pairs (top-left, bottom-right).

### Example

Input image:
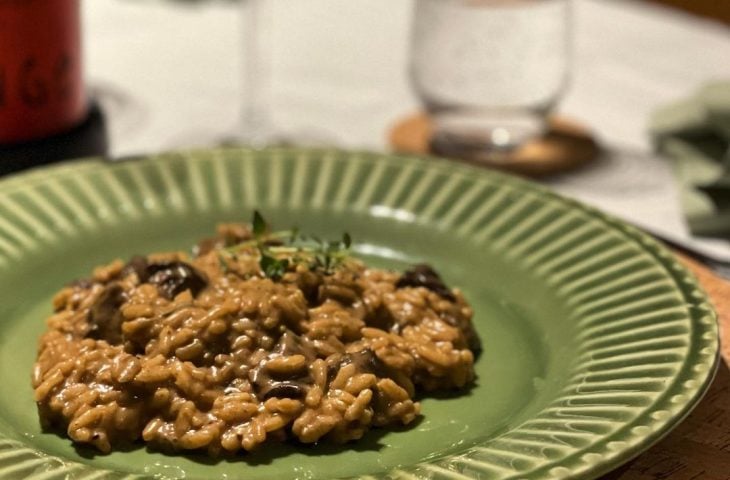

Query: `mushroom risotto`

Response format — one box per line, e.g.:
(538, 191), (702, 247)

(33, 215), (479, 455)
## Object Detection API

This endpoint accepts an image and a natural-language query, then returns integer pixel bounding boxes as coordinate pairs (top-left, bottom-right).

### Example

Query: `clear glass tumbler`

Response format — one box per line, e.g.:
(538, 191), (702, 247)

(410, 0), (572, 159)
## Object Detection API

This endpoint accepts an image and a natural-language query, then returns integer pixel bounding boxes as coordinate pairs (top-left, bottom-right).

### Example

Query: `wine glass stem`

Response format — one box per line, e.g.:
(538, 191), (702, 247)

(240, 0), (271, 144)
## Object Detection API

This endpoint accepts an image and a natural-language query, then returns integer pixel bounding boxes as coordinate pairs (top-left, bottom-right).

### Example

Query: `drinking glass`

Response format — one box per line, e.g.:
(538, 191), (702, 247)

(238, 0), (413, 149)
(410, 0), (572, 160)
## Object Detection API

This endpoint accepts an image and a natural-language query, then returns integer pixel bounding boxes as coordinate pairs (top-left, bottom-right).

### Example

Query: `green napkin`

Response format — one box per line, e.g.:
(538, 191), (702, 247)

(652, 81), (730, 238)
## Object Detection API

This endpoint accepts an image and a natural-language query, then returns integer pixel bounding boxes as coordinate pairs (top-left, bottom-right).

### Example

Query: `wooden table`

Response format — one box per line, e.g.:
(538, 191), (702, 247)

(599, 255), (730, 480)
(643, 0), (730, 25)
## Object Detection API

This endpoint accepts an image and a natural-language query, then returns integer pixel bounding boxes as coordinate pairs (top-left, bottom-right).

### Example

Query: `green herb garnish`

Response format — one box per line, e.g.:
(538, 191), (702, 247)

(221, 211), (353, 280)
(217, 252), (230, 274)
(252, 210), (267, 238)
(259, 253), (289, 280)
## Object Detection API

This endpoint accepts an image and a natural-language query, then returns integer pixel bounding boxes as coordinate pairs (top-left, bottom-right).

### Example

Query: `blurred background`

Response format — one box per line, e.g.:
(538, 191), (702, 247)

(83, 0), (727, 154)
(1, 0), (729, 258)
(78, 0), (730, 256)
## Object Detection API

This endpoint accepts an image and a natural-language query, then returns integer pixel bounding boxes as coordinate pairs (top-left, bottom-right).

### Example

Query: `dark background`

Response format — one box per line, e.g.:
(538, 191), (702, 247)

(648, 0), (730, 24)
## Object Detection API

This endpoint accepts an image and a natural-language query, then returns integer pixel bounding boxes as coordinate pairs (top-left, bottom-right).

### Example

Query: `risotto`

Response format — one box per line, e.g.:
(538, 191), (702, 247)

(32, 218), (479, 455)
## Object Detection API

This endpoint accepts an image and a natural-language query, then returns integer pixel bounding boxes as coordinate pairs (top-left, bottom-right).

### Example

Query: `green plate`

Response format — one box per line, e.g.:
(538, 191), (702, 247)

(0, 148), (718, 480)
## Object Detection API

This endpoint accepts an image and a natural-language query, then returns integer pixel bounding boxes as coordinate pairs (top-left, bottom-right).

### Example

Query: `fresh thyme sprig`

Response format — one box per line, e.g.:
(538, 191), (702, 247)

(220, 211), (353, 280)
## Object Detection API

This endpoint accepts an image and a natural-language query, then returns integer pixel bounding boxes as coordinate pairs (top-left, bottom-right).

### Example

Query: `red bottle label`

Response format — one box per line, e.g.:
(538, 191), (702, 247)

(0, 0), (86, 143)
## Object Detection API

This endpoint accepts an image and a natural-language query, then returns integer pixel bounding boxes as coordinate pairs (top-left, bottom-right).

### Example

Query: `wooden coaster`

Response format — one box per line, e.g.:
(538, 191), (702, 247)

(389, 113), (601, 177)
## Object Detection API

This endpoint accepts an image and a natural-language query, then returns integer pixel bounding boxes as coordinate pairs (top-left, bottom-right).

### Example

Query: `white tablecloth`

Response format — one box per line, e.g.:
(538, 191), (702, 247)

(84, 0), (730, 257)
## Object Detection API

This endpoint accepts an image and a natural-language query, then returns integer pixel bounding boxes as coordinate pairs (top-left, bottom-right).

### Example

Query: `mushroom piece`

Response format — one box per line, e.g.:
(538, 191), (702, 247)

(122, 257), (208, 299)
(395, 264), (456, 301)
(250, 330), (315, 400)
(87, 283), (126, 344)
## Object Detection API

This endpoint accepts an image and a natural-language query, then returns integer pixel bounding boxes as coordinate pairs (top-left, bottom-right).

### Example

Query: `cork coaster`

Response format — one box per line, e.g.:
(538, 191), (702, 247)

(389, 113), (601, 176)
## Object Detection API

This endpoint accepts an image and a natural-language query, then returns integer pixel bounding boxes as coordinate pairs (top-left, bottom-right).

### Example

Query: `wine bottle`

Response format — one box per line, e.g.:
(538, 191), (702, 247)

(0, 0), (107, 176)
